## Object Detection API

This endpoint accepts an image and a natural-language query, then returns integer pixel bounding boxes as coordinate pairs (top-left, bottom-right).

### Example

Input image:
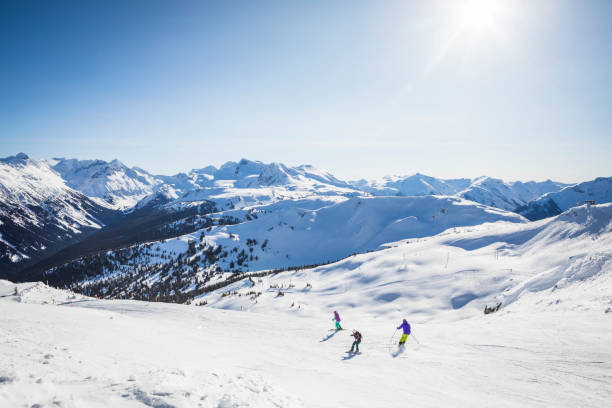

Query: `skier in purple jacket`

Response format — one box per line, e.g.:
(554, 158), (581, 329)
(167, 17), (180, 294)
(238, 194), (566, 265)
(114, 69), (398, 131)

(332, 311), (342, 330)
(397, 319), (411, 346)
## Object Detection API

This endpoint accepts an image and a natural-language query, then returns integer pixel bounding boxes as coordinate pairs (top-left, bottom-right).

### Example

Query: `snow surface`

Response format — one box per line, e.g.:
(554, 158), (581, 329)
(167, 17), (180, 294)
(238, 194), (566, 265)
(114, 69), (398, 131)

(2, 204), (611, 407)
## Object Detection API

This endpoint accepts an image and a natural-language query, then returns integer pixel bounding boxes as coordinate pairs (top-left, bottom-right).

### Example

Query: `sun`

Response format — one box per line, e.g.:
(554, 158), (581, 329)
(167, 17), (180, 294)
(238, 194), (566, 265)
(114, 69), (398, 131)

(457, 0), (504, 34)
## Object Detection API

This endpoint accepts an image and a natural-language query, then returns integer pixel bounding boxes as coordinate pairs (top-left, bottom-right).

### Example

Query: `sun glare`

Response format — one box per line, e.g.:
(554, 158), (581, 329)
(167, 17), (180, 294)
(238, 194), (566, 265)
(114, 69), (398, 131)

(458, 0), (504, 33)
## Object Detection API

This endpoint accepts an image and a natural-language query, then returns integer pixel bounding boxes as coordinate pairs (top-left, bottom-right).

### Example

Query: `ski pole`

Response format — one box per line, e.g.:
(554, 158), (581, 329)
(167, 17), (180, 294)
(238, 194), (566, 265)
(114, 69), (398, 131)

(388, 329), (398, 353)
(411, 333), (420, 345)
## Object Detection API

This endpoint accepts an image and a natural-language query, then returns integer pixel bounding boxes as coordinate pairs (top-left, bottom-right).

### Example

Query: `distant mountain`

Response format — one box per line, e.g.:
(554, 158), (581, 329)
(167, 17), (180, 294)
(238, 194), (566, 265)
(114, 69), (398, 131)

(48, 158), (161, 210)
(153, 159), (361, 211)
(458, 177), (569, 211)
(349, 173), (471, 196)
(350, 173), (568, 211)
(0, 154), (120, 276)
(517, 177), (612, 220)
(39, 156), (572, 217)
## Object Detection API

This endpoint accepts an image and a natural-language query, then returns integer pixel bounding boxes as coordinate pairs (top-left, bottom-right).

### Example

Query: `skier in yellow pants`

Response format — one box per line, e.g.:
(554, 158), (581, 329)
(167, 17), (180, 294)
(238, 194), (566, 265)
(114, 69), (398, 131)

(397, 319), (411, 346)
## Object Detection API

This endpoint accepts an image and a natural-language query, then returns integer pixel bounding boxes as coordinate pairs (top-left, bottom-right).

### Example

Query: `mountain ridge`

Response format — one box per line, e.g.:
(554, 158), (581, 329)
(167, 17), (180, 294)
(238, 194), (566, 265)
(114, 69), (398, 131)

(2, 152), (610, 284)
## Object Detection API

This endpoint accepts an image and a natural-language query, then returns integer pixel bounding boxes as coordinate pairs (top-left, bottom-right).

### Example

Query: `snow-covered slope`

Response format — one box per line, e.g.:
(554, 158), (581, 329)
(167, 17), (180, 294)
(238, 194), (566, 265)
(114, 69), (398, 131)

(196, 195), (525, 271)
(48, 158), (162, 210)
(518, 177), (612, 220)
(194, 203), (612, 321)
(1, 200), (610, 408)
(3, 157), (609, 407)
(0, 154), (118, 274)
(44, 195), (525, 302)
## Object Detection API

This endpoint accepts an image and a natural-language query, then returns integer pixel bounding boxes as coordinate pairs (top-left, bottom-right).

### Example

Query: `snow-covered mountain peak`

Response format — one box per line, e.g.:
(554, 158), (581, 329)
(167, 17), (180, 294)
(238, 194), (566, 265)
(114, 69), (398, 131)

(152, 159), (362, 211)
(189, 165), (217, 175)
(0, 152), (30, 164)
(349, 173), (471, 197)
(214, 159), (267, 180)
(1, 154), (68, 193)
(49, 157), (162, 210)
(252, 162), (292, 187)
(457, 177), (570, 212)
(208, 159), (344, 188)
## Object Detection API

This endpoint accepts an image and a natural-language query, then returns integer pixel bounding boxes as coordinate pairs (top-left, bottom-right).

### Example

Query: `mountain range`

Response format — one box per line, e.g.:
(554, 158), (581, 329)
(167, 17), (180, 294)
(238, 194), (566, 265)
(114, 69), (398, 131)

(1, 153), (610, 297)
(42, 156), (575, 213)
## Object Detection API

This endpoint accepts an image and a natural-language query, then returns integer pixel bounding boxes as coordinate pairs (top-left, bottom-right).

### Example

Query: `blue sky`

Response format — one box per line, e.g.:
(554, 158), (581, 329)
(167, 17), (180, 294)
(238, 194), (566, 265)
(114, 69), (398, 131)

(1, 0), (611, 182)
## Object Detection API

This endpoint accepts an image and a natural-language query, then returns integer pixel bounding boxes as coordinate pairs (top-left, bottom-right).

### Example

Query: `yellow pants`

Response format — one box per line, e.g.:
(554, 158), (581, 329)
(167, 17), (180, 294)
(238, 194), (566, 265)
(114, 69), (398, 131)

(399, 334), (409, 344)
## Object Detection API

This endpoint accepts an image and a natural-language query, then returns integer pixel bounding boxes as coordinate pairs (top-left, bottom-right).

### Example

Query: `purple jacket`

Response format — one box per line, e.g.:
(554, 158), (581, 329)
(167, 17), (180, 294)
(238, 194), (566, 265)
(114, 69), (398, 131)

(334, 312), (341, 322)
(397, 321), (411, 335)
